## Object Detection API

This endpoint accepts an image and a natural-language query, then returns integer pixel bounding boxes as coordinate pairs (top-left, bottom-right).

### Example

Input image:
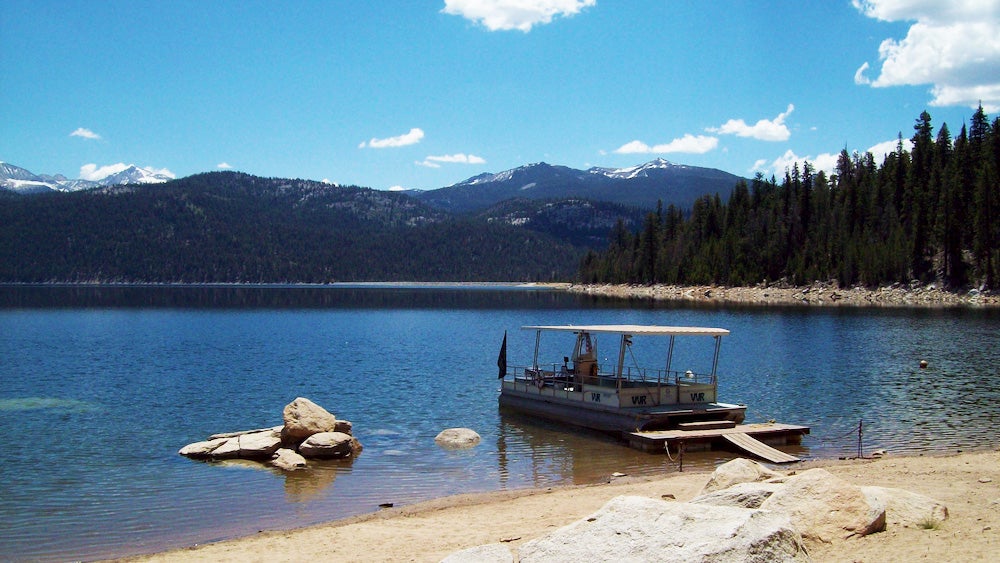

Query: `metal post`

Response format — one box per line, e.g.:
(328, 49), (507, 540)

(665, 335), (675, 377)
(857, 419), (863, 459)
(532, 329), (541, 370)
(711, 335), (722, 378)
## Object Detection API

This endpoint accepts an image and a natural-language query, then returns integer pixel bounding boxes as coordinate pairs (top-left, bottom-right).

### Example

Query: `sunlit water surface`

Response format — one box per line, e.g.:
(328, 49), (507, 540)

(1, 285), (997, 561)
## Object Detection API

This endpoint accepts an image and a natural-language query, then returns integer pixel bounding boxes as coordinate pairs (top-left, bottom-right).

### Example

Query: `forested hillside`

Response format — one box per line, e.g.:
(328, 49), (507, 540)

(0, 172), (580, 283)
(580, 107), (1000, 290)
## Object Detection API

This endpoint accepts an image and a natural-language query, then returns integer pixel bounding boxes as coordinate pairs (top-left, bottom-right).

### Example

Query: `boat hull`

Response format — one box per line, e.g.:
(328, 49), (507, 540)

(498, 386), (746, 434)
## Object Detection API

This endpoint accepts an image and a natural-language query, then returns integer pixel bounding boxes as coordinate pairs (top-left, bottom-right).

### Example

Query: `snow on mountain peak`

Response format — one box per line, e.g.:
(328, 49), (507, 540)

(590, 158), (680, 180)
(1, 160), (176, 193)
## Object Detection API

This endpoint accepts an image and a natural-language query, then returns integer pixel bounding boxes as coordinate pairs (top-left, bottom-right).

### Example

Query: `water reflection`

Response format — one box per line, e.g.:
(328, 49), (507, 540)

(495, 411), (797, 485)
(283, 462), (344, 503)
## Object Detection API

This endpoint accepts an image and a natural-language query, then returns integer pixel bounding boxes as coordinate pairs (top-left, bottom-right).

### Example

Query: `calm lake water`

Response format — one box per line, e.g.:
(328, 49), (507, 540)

(1, 285), (998, 561)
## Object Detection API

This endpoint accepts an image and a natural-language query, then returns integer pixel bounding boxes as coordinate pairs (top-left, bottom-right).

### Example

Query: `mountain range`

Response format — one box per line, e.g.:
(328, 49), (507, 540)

(2, 158), (743, 212)
(0, 157), (748, 282)
(413, 158), (743, 212)
(0, 162), (173, 193)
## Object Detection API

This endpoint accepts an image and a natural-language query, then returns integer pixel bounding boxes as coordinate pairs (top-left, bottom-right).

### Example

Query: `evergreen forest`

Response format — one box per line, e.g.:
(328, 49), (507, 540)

(580, 107), (1000, 290)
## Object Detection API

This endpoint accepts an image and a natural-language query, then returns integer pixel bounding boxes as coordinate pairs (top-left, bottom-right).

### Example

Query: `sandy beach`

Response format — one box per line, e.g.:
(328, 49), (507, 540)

(121, 448), (1000, 562)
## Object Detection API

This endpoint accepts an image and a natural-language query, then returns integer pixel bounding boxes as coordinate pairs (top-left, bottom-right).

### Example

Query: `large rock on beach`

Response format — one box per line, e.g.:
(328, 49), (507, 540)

(760, 468), (886, 542)
(434, 428), (481, 449)
(282, 397), (339, 440)
(691, 481), (785, 509)
(298, 431), (362, 459)
(517, 495), (809, 562)
(860, 486), (948, 528)
(700, 457), (782, 495)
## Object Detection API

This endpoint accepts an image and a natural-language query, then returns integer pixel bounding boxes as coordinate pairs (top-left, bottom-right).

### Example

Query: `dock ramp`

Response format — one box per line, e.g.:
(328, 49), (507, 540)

(626, 422), (809, 462)
(721, 432), (800, 464)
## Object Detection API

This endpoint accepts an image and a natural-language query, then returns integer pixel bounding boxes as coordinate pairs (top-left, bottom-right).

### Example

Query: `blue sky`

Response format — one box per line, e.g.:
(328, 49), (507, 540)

(3, 1), (998, 190)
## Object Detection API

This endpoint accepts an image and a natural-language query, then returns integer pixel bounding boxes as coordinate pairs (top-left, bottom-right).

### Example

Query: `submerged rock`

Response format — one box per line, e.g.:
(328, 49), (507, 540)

(270, 448), (308, 471)
(434, 428), (481, 449)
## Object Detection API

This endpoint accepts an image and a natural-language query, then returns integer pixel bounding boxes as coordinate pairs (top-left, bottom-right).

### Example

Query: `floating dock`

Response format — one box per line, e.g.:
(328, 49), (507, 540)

(626, 421), (810, 464)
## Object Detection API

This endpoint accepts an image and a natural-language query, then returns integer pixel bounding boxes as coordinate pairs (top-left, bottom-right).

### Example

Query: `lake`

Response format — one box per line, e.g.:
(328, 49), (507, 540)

(1, 285), (998, 561)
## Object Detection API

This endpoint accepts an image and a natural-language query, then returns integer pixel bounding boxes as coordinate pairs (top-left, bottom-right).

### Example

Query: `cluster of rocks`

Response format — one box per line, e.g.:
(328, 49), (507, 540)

(569, 281), (998, 308)
(178, 397), (362, 471)
(444, 458), (948, 562)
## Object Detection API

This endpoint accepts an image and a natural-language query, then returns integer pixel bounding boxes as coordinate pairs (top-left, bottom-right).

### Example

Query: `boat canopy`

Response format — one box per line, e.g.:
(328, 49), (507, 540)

(521, 325), (729, 337)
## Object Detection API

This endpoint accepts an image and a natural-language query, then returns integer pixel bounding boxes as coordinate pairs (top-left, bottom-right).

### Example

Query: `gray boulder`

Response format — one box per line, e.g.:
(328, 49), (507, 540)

(270, 448), (308, 471)
(434, 428), (481, 449)
(691, 481), (785, 509)
(234, 428), (283, 459)
(282, 397), (338, 440)
(208, 426), (282, 440)
(299, 431), (363, 459)
(517, 495), (809, 562)
(333, 419), (353, 435)
(861, 486), (948, 528)
(178, 437), (228, 459)
(760, 468), (886, 542)
(700, 457), (782, 495)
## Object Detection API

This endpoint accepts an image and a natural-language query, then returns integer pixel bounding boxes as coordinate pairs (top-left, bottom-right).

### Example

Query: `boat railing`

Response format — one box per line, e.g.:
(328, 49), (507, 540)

(506, 365), (716, 387)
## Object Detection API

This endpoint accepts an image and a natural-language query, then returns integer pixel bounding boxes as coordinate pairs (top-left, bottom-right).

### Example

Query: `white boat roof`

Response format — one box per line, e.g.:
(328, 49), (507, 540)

(521, 324), (729, 337)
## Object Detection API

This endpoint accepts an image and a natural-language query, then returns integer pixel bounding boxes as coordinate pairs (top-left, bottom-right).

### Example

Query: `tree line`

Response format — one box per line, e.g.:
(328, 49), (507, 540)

(0, 172), (580, 283)
(580, 107), (1000, 290)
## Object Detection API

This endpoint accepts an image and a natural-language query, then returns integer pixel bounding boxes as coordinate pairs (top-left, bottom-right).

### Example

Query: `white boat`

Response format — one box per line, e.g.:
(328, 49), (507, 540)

(497, 324), (747, 434)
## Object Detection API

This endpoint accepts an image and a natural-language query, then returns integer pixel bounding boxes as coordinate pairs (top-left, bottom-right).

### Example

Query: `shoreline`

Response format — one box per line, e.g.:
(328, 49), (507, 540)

(567, 282), (999, 308)
(120, 448), (1000, 562)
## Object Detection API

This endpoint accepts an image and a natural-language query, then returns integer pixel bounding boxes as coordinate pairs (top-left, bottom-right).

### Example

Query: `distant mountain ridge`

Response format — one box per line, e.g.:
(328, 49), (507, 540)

(4, 158), (744, 215)
(0, 171), (586, 283)
(0, 162), (172, 193)
(411, 158), (744, 213)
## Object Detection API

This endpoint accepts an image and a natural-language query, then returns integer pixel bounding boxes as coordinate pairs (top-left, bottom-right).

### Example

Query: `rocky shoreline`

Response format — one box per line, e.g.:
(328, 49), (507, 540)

(567, 281), (999, 308)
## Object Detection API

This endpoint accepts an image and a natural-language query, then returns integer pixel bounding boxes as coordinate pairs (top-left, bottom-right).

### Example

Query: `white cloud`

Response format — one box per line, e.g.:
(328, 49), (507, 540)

(854, 61), (872, 85)
(70, 127), (101, 140)
(752, 138), (915, 178)
(866, 137), (914, 160)
(707, 104), (794, 141)
(853, 0), (1000, 111)
(79, 163), (175, 181)
(613, 134), (718, 155)
(80, 163), (129, 180)
(217, 162), (232, 169)
(416, 153), (487, 168)
(359, 127), (425, 148)
(387, 185), (407, 191)
(752, 149), (839, 178)
(442, 0), (596, 32)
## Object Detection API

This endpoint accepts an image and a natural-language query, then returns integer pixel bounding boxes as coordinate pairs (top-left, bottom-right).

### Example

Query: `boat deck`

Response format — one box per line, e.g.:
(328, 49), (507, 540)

(626, 422), (810, 463)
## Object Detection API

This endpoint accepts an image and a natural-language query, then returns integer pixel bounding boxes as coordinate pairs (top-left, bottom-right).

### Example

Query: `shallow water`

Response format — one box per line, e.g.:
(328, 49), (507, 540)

(0, 285), (997, 561)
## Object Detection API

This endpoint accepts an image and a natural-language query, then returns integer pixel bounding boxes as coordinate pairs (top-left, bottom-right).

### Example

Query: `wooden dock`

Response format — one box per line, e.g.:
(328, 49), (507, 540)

(626, 422), (810, 464)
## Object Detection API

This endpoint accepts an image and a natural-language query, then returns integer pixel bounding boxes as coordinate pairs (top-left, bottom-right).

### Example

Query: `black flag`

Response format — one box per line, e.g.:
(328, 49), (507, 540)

(497, 331), (507, 379)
